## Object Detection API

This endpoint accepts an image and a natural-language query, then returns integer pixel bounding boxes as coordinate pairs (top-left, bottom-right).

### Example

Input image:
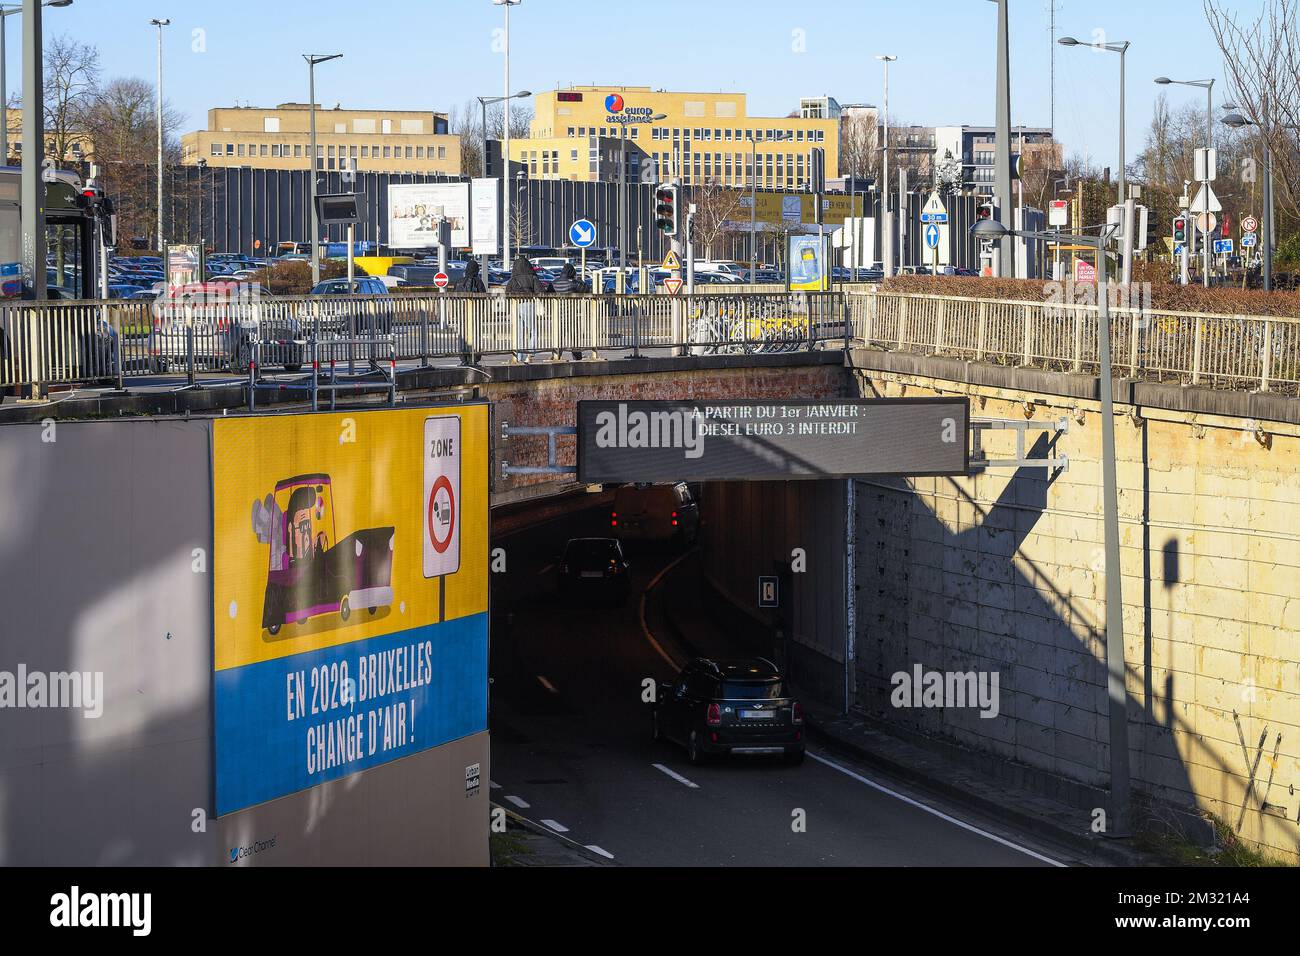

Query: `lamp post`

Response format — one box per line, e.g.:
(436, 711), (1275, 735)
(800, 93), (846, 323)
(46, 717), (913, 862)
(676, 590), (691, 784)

(149, 18), (170, 255)
(478, 90), (530, 273)
(1, 0), (70, 165)
(1060, 36), (1130, 205)
(196, 157), (207, 248)
(989, 0), (1013, 277)
(972, 215), (1130, 837)
(747, 129), (788, 271)
(1157, 77), (1214, 288)
(493, 0), (521, 267)
(304, 52), (342, 285)
(875, 55), (896, 275)
(1221, 111), (1297, 293)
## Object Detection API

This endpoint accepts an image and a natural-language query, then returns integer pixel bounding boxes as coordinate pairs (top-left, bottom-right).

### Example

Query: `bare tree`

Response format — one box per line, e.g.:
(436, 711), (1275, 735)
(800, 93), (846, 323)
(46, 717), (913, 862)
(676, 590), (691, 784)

(840, 112), (878, 181)
(509, 199), (532, 250)
(43, 34), (100, 166)
(689, 179), (744, 260)
(447, 98), (484, 177)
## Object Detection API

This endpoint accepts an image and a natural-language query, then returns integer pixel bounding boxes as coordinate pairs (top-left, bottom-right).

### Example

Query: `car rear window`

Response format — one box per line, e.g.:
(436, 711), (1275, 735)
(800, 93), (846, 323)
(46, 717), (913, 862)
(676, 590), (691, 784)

(722, 681), (784, 700)
(566, 540), (619, 563)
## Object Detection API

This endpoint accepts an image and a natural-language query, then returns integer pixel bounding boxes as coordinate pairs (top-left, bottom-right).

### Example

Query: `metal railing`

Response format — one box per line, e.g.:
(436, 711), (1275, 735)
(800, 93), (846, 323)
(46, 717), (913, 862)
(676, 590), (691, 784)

(3, 287), (1297, 396)
(849, 291), (1300, 394)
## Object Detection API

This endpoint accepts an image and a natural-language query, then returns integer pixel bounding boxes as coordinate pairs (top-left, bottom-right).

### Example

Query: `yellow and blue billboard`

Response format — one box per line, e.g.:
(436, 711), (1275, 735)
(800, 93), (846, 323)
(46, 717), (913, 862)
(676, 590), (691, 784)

(788, 234), (830, 292)
(211, 405), (489, 816)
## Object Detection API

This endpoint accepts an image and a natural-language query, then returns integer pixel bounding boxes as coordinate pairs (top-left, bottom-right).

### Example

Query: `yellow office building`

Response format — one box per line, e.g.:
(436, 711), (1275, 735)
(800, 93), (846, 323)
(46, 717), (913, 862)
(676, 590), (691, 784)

(512, 87), (839, 188)
(180, 104), (461, 175)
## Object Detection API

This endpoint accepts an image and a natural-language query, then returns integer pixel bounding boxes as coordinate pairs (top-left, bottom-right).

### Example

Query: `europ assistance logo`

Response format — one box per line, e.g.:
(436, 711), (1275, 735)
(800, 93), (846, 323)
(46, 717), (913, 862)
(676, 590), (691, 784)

(605, 94), (625, 114)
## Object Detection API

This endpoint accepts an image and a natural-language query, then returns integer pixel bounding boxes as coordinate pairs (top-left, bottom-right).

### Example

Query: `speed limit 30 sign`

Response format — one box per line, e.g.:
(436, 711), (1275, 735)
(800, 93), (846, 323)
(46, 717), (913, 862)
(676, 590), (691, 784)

(423, 415), (461, 577)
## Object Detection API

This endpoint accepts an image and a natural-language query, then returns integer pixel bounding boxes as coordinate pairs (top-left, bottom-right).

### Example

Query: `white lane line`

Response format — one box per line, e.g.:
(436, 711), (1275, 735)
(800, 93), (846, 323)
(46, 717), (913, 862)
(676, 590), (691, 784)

(541, 819), (569, 833)
(638, 550), (696, 669)
(806, 750), (1066, 867)
(538, 563), (555, 576)
(652, 762), (700, 789)
(504, 795), (530, 809)
(489, 780), (501, 790)
(585, 845), (615, 860)
(537, 674), (558, 694)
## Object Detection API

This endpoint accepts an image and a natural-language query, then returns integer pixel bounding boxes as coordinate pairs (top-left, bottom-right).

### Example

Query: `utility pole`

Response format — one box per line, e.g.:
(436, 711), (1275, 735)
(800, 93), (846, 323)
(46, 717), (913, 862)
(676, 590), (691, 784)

(876, 55), (896, 276)
(150, 18), (170, 256)
(19, 0), (43, 299)
(992, 0), (1013, 277)
(496, 0), (521, 267)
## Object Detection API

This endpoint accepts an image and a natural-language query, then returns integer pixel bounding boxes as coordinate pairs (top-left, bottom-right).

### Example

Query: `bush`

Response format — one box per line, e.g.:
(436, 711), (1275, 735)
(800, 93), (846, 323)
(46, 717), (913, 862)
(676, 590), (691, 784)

(880, 274), (1300, 318)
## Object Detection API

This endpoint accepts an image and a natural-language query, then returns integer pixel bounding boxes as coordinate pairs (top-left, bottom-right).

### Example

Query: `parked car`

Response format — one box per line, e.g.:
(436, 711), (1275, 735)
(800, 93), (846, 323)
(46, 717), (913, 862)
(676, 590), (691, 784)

(557, 537), (630, 606)
(652, 658), (805, 765)
(310, 277), (390, 296)
(148, 282), (304, 373)
(611, 482), (699, 547)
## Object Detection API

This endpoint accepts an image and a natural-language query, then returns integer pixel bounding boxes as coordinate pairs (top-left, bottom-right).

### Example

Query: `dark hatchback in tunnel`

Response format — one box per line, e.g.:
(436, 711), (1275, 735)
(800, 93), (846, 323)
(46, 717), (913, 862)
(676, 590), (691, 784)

(653, 658), (805, 765)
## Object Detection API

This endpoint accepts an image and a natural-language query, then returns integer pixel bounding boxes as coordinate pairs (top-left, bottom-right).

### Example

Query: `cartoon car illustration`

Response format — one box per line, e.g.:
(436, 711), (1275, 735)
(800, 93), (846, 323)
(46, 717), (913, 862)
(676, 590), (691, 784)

(251, 474), (395, 635)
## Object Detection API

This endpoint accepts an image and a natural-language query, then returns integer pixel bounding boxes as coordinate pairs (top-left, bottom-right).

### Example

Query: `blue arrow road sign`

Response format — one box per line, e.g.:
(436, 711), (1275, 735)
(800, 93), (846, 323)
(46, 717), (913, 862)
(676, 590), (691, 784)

(1213, 238), (1233, 254)
(569, 219), (597, 248)
(924, 223), (940, 249)
(1242, 232), (1257, 248)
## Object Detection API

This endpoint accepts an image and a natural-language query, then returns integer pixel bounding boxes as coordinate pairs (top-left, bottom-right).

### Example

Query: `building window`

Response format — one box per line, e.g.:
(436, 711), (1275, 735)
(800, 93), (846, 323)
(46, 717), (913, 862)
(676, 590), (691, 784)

(271, 144), (281, 157)
(211, 143), (222, 157)
(237, 144), (245, 157)
(567, 127), (575, 137)
(416, 146), (424, 158)
(361, 145), (369, 158)
(383, 146), (391, 158)
(263, 117), (280, 133)
(437, 146), (446, 159)
(405, 146), (413, 158)
(381, 119), (392, 134)
(571, 149), (578, 162)
(295, 144), (303, 157)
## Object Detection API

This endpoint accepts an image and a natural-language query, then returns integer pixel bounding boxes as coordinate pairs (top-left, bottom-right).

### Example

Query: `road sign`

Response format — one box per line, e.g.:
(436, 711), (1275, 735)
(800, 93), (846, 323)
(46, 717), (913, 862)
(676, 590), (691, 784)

(1242, 232), (1258, 248)
(1214, 238), (1234, 255)
(423, 415), (461, 577)
(1195, 212), (1218, 235)
(1194, 147), (1218, 183)
(1048, 200), (1069, 227)
(1075, 259), (1097, 283)
(924, 223), (940, 250)
(569, 218), (597, 248)
(576, 398), (971, 483)
(433, 272), (450, 289)
(663, 276), (683, 295)
(920, 192), (948, 224)
(1173, 243), (1186, 256)
(1242, 215), (1259, 234)
(759, 576), (779, 609)
(1190, 183), (1222, 214)
(661, 249), (681, 271)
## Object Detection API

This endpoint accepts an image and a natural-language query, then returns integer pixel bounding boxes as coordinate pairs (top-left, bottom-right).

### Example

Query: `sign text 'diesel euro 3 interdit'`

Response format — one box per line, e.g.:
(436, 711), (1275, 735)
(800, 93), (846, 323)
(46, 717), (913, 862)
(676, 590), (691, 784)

(576, 399), (970, 482)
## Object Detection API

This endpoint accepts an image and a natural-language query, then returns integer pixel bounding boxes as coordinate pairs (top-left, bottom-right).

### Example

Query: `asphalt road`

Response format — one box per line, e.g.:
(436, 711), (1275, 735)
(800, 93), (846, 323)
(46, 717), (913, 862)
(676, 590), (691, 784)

(489, 498), (1065, 867)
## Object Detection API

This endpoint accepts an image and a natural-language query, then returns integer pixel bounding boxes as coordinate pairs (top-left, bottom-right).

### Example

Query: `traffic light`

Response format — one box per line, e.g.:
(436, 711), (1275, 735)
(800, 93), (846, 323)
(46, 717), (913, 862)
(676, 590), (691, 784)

(1173, 215), (1187, 244)
(654, 183), (679, 237)
(977, 202), (994, 221)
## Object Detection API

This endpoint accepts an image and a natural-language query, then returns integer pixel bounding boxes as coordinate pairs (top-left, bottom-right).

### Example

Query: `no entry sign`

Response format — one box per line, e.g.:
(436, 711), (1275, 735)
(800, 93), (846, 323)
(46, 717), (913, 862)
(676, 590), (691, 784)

(423, 415), (461, 577)
(434, 272), (450, 289)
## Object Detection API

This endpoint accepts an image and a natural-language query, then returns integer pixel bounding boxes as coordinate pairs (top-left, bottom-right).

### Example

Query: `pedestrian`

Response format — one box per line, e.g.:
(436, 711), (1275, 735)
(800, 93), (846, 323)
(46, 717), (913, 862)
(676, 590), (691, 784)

(457, 259), (486, 293)
(550, 262), (586, 360)
(504, 254), (545, 362)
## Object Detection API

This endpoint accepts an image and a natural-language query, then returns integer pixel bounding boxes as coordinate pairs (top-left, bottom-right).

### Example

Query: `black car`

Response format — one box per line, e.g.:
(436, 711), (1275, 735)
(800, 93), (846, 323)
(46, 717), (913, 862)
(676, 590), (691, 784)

(557, 537), (630, 605)
(653, 658), (804, 765)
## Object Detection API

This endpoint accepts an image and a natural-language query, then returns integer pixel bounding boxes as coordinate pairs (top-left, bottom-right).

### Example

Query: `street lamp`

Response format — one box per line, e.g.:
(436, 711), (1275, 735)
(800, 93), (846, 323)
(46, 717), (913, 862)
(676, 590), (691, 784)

(1221, 111), (1298, 292)
(0, 0), (71, 166)
(1059, 36), (1130, 205)
(972, 215), (1130, 838)
(746, 129), (789, 271)
(875, 55), (896, 275)
(1156, 77), (1214, 288)
(494, 0), (522, 266)
(477, 89), (529, 272)
(149, 18), (170, 255)
(304, 52), (342, 284)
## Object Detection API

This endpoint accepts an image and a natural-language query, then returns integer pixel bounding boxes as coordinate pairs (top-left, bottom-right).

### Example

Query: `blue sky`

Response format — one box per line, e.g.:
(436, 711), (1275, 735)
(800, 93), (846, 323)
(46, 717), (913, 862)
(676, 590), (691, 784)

(11, 0), (1245, 167)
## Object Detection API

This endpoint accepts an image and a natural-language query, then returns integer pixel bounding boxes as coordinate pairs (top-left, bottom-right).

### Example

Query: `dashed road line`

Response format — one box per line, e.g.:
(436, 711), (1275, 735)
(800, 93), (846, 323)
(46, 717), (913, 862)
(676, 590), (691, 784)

(504, 795), (530, 809)
(585, 845), (615, 860)
(652, 762), (700, 789)
(541, 819), (569, 833)
(489, 780), (502, 790)
(537, 675), (559, 694)
(807, 750), (1066, 867)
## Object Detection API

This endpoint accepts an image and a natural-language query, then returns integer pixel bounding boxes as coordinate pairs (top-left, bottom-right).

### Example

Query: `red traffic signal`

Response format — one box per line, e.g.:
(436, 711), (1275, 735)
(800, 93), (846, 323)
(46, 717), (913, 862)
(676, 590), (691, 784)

(977, 203), (994, 221)
(1173, 216), (1187, 244)
(654, 183), (678, 237)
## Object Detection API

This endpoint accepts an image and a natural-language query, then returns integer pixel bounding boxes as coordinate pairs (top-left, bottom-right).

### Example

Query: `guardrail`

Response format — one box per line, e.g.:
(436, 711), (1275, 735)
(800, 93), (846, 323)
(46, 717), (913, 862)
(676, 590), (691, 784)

(4, 288), (1297, 396)
(0, 289), (848, 393)
(850, 291), (1300, 394)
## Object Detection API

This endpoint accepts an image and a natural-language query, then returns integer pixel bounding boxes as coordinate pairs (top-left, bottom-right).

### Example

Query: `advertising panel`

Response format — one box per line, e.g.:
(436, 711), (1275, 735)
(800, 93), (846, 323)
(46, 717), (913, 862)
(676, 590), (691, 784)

(388, 182), (470, 249)
(788, 233), (829, 291)
(211, 405), (489, 816)
(470, 178), (500, 256)
(740, 193), (863, 227)
(577, 399), (970, 483)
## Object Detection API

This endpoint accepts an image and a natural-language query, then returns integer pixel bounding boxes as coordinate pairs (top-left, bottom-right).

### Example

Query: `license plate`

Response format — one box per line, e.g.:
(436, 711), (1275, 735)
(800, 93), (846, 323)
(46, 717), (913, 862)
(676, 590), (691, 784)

(740, 709), (775, 719)
(580, 571), (603, 579)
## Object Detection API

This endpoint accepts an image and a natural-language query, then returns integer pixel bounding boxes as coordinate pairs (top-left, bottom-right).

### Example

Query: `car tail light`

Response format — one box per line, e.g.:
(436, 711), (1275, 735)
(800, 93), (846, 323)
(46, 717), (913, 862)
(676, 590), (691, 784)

(671, 511), (678, 526)
(610, 511), (618, 528)
(792, 701), (804, 726)
(706, 703), (721, 726)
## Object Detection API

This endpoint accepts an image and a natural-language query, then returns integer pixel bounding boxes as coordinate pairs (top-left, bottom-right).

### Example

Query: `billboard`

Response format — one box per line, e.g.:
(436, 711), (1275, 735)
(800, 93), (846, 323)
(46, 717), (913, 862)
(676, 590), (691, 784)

(738, 192), (863, 227)
(789, 234), (829, 291)
(211, 405), (489, 816)
(388, 182), (470, 249)
(471, 177), (500, 256)
(577, 399), (970, 482)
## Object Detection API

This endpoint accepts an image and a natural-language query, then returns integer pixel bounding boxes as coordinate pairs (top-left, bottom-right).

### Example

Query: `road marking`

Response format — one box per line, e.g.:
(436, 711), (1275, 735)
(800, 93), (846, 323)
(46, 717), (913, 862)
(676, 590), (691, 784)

(806, 751), (1066, 867)
(639, 550), (696, 669)
(537, 675), (558, 694)
(652, 762), (700, 789)
(504, 795), (530, 809)
(585, 845), (615, 859)
(538, 563), (555, 576)
(541, 819), (569, 833)
(489, 780), (501, 790)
